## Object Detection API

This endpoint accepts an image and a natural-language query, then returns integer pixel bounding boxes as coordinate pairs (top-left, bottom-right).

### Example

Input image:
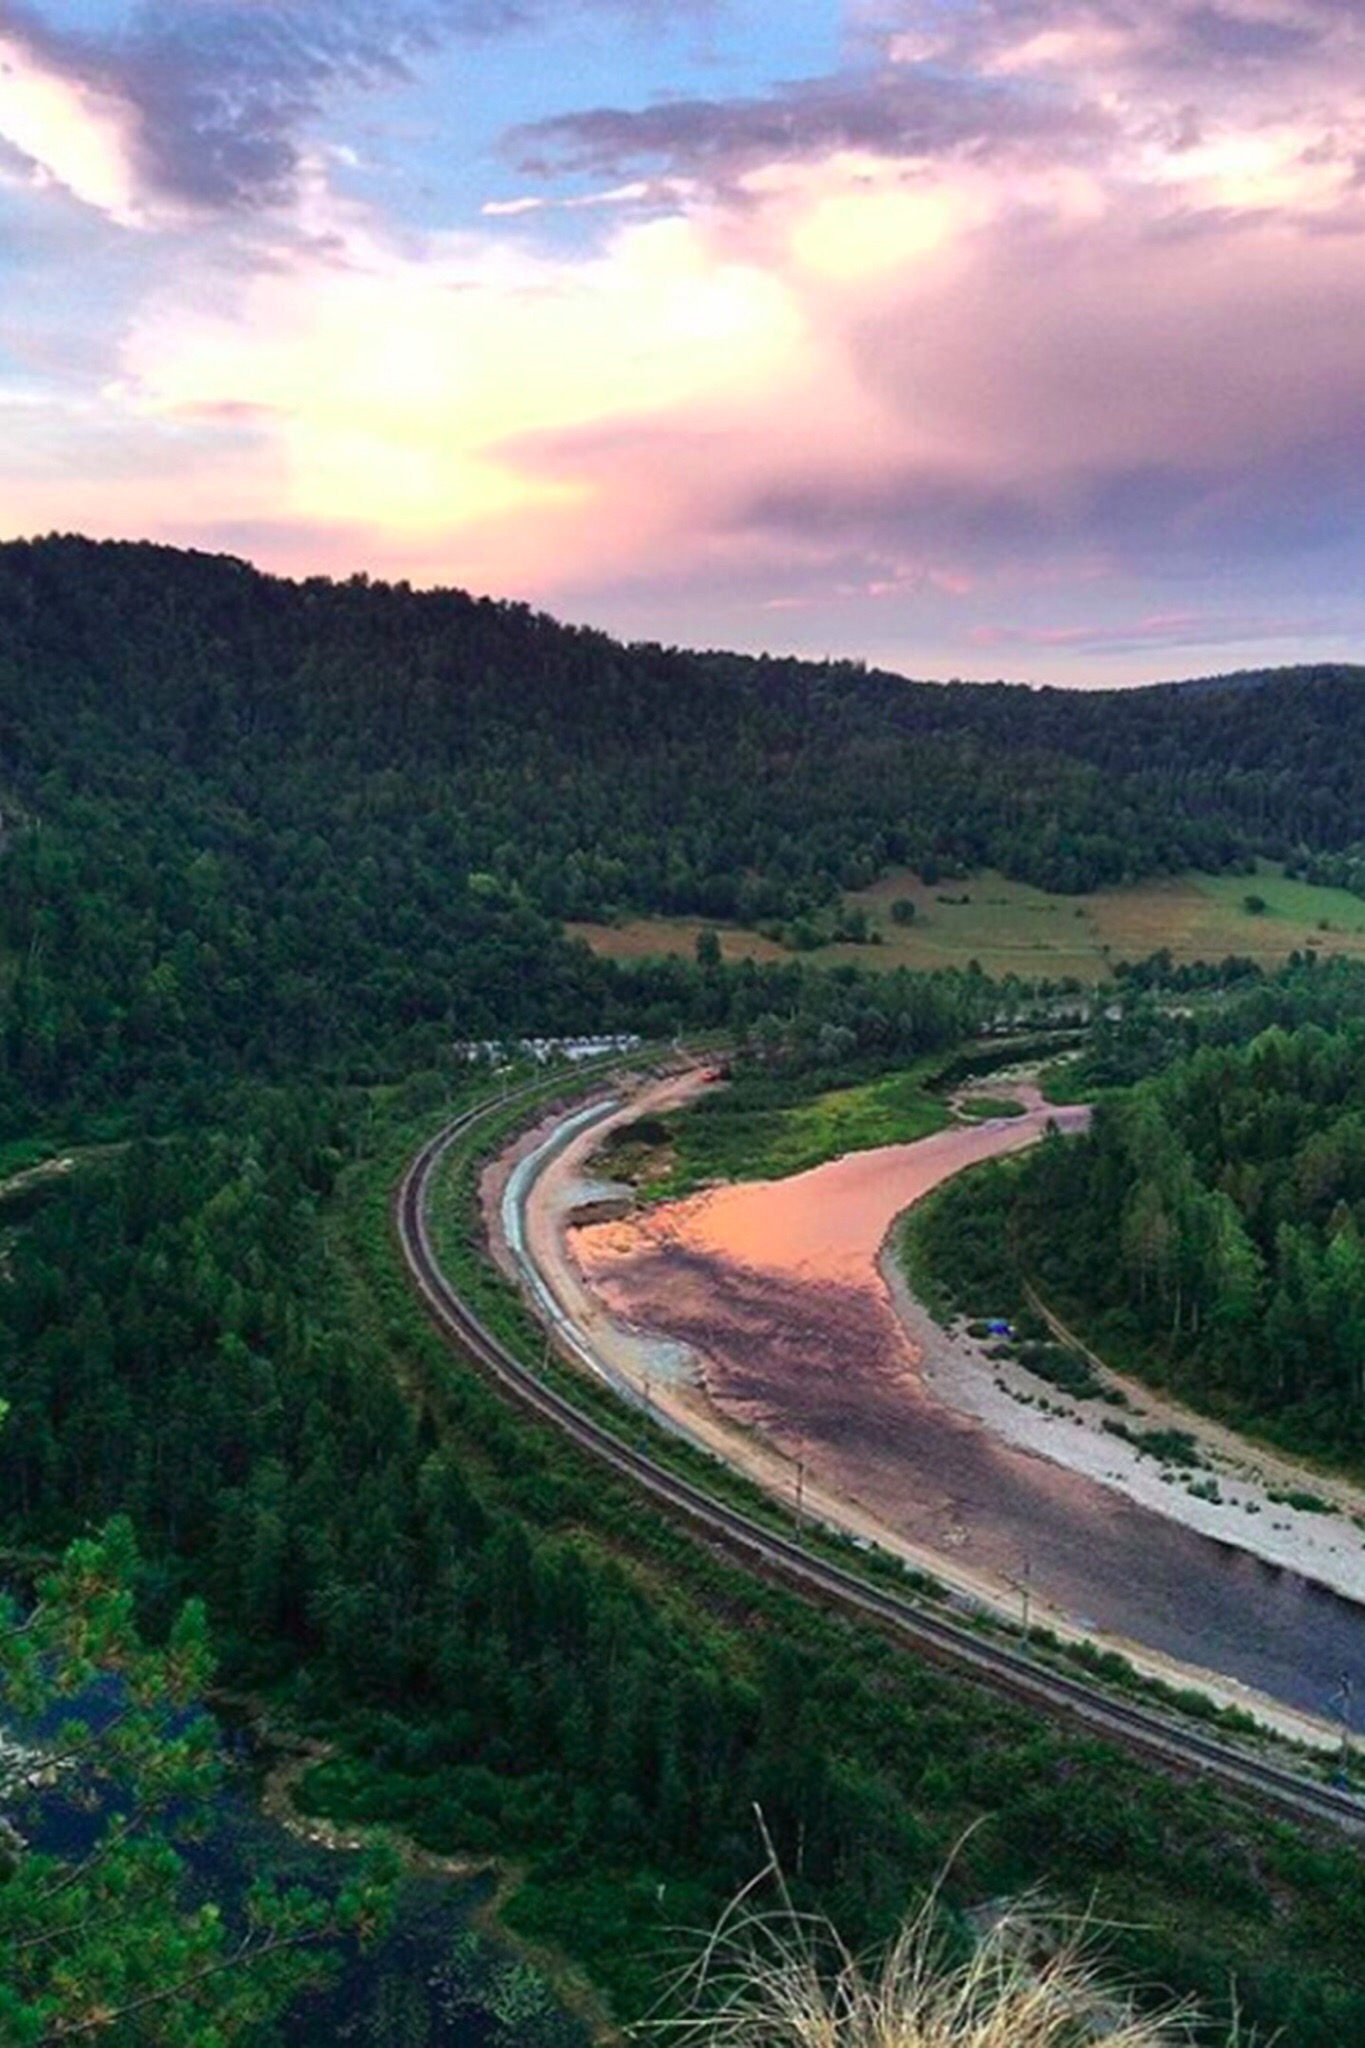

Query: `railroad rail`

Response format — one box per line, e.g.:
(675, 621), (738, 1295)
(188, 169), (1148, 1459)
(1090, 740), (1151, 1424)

(396, 1081), (1365, 1840)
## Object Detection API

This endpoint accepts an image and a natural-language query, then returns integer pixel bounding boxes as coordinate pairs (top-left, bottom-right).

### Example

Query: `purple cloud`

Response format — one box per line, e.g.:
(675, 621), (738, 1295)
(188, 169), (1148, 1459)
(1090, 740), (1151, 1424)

(913, 0), (1355, 72)
(506, 63), (1101, 182)
(969, 609), (1337, 655)
(0, 1), (556, 210)
(504, 2), (1363, 193)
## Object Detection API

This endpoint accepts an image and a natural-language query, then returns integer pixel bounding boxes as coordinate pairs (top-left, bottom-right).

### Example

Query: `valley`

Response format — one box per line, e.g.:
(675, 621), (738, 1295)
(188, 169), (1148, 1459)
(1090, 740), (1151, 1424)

(6, 541), (1365, 2041)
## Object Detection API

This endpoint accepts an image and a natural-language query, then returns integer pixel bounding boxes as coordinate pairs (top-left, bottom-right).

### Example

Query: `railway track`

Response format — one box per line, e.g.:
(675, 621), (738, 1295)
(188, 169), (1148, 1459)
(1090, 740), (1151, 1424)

(396, 1081), (1365, 1841)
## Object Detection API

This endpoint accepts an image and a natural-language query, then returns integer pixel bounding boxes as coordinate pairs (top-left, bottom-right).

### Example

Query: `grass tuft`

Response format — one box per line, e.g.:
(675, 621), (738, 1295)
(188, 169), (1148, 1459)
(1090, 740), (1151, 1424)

(652, 1843), (1243, 2048)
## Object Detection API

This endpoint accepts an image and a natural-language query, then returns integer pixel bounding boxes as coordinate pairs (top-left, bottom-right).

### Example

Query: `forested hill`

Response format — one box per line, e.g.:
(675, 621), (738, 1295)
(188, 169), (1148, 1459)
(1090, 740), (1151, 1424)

(5, 538), (1365, 895)
(1, 533), (1363, 1126)
(0, 533), (1219, 918)
(4, 541), (1363, 903)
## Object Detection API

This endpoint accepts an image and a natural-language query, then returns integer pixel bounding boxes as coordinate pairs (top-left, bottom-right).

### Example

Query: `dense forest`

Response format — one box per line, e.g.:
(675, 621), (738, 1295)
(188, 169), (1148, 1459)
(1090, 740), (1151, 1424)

(908, 965), (1365, 1468)
(3, 535), (1365, 1137)
(6, 535), (1365, 2039)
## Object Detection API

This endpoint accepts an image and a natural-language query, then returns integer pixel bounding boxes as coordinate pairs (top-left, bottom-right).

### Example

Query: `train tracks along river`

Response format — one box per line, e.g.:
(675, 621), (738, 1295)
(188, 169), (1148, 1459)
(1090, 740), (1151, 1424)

(395, 1072), (1365, 1843)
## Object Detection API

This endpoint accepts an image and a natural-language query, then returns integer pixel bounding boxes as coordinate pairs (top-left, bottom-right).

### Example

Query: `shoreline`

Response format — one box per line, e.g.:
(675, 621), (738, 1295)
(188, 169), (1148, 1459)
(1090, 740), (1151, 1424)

(876, 1236), (1365, 1613)
(504, 1073), (1361, 1748)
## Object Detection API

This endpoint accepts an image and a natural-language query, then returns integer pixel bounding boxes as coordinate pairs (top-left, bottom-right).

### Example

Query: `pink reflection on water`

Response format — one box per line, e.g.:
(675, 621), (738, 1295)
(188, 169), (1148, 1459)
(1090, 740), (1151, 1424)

(570, 1099), (1094, 1579)
(577, 1104), (1086, 1294)
(566, 1100), (1365, 1712)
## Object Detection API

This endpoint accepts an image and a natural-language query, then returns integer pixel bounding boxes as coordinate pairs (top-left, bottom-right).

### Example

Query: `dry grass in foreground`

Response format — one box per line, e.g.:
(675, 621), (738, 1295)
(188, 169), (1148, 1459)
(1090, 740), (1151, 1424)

(652, 1854), (1250, 2048)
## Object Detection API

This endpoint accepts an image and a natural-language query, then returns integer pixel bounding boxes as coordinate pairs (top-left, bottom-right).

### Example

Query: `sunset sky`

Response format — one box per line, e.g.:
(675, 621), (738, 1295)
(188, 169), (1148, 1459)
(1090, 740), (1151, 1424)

(3, 1), (1363, 684)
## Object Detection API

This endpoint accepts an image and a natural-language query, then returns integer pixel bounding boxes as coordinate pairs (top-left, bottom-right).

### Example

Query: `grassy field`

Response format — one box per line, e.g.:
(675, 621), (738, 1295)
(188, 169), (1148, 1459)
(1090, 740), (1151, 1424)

(569, 863), (1365, 982)
(598, 1061), (952, 1198)
(565, 916), (790, 963)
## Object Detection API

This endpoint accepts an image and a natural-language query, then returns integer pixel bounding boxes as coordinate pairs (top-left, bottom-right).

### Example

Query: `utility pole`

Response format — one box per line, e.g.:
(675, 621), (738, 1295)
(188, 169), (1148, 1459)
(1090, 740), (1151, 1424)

(795, 1457), (806, 1543)
(1016, 1553), (1032, 1639)
(1333, 1672), (1353, 1782)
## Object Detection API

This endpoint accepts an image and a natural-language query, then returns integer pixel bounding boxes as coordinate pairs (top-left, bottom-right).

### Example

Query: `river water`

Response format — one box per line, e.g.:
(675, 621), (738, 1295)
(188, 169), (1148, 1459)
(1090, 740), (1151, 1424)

(11, 1712), (582, 2048)
(574, 1110), (1365, 1721)
(214, 1775), (580, 2048)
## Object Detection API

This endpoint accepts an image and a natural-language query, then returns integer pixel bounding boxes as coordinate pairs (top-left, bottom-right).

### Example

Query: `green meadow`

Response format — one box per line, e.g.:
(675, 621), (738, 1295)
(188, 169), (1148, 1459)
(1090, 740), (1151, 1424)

(570, 861), (1365, 982)
(601, 1062), (953, 1198)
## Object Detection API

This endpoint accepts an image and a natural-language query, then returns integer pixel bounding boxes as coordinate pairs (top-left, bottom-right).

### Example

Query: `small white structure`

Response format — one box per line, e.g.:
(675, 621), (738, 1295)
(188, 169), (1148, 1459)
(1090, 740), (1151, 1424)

(454, 1033), (642, 1066)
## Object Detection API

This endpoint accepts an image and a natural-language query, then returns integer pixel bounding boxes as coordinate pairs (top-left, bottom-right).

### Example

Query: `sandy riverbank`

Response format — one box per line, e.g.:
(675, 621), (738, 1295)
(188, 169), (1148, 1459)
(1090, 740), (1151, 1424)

(880, 1257), (1365, 1609)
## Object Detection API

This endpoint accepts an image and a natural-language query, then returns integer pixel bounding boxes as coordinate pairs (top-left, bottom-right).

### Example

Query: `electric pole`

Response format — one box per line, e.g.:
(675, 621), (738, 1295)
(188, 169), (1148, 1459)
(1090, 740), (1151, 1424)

(1333, 1672), (1353, 1781)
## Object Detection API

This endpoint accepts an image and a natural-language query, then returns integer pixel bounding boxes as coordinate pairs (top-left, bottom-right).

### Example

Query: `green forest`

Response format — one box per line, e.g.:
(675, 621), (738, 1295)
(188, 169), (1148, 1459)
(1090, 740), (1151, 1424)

(4, 535), (1365, 1137)
(911, 980), (1365, 1471)
(5, 537), (1365, 2042)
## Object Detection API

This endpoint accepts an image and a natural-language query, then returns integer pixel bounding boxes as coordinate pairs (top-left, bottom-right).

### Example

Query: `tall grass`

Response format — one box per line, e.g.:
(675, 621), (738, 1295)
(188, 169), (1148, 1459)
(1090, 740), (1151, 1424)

(655, 1847), (1247, 2048)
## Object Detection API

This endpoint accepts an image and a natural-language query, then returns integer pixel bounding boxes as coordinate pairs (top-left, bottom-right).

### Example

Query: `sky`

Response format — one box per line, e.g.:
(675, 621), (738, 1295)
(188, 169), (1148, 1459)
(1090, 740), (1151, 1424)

(2, 1), (1364, 685)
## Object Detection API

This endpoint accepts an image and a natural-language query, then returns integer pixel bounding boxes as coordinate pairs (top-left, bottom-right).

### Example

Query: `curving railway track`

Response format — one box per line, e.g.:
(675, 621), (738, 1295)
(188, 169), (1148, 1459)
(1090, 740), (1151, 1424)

(396, 1079), (1365, 1841)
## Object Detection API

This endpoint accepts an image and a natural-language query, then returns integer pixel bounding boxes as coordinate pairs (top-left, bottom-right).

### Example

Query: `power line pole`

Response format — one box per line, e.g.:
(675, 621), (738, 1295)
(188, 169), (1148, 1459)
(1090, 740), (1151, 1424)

(1014, 1553), (1032, 1639)
(1333, 1672), (1353, 1782)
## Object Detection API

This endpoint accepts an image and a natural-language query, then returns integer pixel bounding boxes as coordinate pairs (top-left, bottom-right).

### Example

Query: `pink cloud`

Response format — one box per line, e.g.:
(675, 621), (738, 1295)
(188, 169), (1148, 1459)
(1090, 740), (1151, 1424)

(969, 609), (1336, 654)
(3, 0), (1365, 686)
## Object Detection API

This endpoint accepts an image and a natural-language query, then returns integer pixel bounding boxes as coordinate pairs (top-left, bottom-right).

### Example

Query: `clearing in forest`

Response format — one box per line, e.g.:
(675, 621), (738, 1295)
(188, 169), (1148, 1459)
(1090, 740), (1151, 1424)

(569, 862), (1365, 981)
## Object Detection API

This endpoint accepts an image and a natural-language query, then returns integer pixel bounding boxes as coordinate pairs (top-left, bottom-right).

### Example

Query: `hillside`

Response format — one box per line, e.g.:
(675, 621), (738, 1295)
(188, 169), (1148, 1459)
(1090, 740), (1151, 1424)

(1, 535), (1364, 1126)
(0, 535), (1212, 926)
(4, 541), (1363, 917)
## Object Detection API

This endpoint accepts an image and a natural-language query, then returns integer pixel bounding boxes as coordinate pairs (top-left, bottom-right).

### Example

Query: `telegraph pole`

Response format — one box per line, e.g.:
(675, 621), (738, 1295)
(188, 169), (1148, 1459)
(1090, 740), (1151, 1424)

(1332, 1673), (1353, 1782)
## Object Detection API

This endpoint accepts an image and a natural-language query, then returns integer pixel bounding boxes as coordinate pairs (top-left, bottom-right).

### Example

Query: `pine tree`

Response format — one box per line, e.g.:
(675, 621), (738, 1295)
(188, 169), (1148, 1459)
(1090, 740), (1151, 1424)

(0, 1510), (392, 2045)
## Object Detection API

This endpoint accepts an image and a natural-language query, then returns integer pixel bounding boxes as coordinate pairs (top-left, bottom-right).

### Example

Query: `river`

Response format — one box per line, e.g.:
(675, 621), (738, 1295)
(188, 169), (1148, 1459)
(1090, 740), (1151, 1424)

(572, 1106), (1365, 1722)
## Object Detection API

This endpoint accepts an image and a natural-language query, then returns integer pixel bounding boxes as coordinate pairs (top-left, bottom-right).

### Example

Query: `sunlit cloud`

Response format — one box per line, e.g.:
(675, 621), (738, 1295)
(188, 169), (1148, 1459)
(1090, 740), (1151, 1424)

(0, 33), (145, 224)
(2, 0), (1365, 681)
(110, 189), (806, 586)
(481, 179), (668, 218)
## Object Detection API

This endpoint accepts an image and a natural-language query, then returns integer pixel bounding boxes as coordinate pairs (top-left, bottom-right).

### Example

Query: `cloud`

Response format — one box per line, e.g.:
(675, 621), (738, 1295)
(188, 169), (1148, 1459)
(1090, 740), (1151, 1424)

(5, 0), (1365, 683)
(505, 61), (1096, 185)
(507, 1), (1365, 226)
(0, 1), (599, 215)
(481, 179), (664, 218)
(70, 3), (1365, 658)
(0, 28), (146, 223)
(968, 609), (1337, 655)
(105, 186), (808, 593)
(904, 0), (1358, 76)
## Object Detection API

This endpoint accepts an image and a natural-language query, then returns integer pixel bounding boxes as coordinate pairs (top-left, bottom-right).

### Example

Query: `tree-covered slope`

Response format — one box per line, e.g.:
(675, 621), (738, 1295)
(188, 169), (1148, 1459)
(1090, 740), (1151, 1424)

(0, 535), (1209, 923)
(5, 540), (1364, 918)
(0, 532), (1362, 1134)
(906, 967), (1365, 1470)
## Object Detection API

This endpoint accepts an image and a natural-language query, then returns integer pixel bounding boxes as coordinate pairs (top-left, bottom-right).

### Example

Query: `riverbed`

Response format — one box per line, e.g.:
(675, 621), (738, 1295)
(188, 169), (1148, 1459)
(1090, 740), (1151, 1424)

(555, 1084), (1365, 1727)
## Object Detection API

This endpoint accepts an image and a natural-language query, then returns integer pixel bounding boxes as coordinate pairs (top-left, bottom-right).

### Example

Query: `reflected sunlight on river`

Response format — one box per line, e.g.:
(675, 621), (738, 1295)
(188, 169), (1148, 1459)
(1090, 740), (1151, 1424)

(576, 1112), (1365, 1720)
